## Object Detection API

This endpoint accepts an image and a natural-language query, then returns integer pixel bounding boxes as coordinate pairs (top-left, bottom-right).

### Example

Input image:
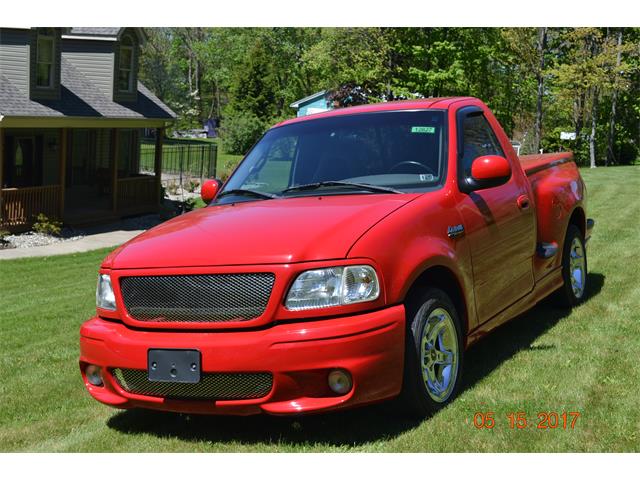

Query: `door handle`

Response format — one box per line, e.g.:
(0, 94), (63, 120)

(517, 195), (530, 210)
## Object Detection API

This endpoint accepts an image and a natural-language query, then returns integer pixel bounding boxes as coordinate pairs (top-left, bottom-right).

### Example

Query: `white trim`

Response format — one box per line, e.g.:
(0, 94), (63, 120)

(61, 34), (118, 41)
(290, 90), (327, 108)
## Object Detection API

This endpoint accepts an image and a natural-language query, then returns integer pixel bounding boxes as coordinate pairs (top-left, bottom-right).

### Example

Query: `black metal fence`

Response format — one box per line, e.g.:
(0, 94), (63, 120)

(140, 142), (218, 182)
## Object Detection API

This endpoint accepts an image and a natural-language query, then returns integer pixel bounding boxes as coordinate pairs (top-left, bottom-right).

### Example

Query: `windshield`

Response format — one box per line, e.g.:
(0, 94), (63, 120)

(219, 110), (447, 202)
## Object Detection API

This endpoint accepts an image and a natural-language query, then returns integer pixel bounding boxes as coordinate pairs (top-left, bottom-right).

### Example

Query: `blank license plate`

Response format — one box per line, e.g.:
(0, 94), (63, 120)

(148, 349), (201, 383)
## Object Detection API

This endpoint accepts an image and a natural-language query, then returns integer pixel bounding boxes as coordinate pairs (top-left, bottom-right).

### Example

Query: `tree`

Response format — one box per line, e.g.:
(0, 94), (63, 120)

(302, 28), (391, 98)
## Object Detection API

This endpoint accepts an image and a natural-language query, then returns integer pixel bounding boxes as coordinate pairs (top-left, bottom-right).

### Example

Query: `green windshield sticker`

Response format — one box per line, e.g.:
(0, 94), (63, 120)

(411, 126), (436, 134)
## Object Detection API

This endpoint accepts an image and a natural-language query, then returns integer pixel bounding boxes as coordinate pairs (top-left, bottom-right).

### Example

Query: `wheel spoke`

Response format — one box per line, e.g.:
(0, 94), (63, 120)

(427, 315), (445, 344)
(423, 364), (438, 390)
(434, 349), (453, 365)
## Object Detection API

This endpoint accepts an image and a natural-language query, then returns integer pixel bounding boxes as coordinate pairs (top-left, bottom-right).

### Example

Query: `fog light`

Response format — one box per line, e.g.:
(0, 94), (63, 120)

(328, 369), (352, 395)
(85, 365), (103, 387)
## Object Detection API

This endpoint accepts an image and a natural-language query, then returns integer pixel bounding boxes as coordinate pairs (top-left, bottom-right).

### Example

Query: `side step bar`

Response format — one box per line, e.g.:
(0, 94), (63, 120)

(538, 219), (595, 258)
(586, 218), (595, 242)
(537, 242), (558, 259)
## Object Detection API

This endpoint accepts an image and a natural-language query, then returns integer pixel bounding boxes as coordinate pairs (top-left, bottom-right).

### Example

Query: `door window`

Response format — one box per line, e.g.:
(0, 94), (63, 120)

(460, 114), (505, 177)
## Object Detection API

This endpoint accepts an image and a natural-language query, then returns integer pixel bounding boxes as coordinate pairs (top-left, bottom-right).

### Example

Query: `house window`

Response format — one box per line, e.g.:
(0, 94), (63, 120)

(117, 35), (135, 92)
(36, 29), (55, 88)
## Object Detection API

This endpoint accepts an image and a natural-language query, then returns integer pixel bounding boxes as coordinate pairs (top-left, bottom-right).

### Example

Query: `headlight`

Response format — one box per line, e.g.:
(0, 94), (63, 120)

(285, 265), (380, 311)
(96, 274), (116, 310)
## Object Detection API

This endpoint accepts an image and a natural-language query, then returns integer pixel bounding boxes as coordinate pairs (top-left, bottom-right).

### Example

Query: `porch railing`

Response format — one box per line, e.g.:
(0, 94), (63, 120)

(117, 175), (157, 212)
(1, 185), (62, 228)
(139, 141), (218, 180)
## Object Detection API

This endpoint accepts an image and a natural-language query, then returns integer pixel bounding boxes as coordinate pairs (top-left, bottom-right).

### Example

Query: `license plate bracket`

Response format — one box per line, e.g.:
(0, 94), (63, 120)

(148, 349), (201, 383)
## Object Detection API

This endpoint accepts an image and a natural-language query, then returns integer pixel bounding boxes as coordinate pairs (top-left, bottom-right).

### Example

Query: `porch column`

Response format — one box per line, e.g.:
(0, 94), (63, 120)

(0, 128), (4, 223)
(58, 128), (68, 219)
(154, 127), (164, 206)
(111, 128), (119, 212)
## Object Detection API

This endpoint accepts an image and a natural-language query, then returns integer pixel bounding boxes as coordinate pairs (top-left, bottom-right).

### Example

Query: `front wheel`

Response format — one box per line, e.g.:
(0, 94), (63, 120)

(556, 224), (588, 307)
(400, 288), (464, 417)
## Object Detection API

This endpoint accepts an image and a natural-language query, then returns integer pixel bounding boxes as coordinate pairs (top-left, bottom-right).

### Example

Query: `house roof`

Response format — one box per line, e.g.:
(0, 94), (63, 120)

(289, 90), (327, 109)
(0, 57), (176, 121)
(69, 27), (121, 37)
(64, 28), (147, 43)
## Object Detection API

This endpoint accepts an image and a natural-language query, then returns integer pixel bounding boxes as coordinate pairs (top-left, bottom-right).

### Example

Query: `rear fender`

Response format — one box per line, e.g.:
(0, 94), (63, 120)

(529, 161), (585, 274)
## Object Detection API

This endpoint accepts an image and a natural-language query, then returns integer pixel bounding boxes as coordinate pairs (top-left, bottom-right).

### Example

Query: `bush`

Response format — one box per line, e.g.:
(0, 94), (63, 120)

(32, 213), (62, 236)
(220, 111), (268, 155)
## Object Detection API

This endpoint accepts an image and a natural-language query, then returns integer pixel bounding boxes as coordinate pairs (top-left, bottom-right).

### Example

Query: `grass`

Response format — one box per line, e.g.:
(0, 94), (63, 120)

(0, 165), (638, 452)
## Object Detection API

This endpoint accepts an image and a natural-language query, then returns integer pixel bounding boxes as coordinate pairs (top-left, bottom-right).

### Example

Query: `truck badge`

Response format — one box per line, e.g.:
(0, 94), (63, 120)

(447, 224), (465, 239)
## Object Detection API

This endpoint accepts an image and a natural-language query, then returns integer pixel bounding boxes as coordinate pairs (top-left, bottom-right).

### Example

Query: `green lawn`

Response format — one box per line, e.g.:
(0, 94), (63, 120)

(0, 166), (638, 452)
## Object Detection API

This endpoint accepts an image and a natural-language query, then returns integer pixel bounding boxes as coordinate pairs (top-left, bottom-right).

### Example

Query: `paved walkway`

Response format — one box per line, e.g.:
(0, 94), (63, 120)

(0, 229), (144, 260)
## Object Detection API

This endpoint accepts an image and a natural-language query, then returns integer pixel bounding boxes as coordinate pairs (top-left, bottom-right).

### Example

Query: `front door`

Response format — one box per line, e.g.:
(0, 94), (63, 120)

(12, 137), (37, 187)
(456, 107), (536, 324)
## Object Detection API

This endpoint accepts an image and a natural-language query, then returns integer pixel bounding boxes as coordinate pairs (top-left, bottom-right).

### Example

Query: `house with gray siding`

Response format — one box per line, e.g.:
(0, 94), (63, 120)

(0, 27), (176, 231)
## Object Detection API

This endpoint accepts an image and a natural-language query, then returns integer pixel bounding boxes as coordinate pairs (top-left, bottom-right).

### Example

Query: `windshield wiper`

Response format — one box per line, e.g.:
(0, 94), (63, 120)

(216, 189), (280, 200)
(282, 181), (402, 195)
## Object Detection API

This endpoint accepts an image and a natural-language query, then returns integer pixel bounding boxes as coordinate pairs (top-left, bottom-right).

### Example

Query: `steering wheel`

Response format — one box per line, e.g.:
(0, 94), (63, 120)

(389, 161), (436, 176)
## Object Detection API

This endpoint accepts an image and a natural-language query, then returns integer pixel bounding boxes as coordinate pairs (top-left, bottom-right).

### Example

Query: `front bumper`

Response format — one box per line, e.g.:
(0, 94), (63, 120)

(79, 305), (405, 416)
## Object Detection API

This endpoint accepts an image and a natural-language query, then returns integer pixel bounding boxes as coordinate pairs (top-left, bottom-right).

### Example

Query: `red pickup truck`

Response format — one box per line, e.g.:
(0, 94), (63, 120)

(80, 97), (594, 417)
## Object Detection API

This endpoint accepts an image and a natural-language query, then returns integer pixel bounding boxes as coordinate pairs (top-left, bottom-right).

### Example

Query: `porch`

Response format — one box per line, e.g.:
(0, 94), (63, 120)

(0, 126), (164, 231)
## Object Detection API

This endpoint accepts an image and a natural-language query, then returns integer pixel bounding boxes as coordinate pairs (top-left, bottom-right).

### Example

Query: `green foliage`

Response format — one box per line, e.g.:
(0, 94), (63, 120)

(32, 214), (62, 237)
(219, 111), (268, 155)
(228, 38), (278, 120)
(140, 27), (640, 168)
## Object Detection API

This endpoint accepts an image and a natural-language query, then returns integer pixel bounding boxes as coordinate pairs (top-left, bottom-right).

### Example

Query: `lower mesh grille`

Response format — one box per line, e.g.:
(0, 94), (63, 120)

(111, 368), (273, 400)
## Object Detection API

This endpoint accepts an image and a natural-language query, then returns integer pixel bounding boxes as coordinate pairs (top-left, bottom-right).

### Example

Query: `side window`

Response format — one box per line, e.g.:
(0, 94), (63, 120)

(460, 114), (504, 176)
(118, 35), (135, 93)
(36, 29), (55, 88)
(242, 136), (297, 192)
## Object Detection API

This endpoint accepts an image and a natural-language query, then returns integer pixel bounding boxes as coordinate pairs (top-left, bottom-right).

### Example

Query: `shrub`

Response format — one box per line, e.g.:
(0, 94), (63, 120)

(187, 179), (200, 193)
(32, 214), (62, 236)
(166, 180), (179, 195)
(220, 111), (267, 155)
(182, 197), (206, 212)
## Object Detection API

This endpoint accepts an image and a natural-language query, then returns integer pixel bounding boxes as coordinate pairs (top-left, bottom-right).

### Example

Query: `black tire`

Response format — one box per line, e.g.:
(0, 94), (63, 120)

(556, 224), (588, 308)
(399, 287), (464, 418)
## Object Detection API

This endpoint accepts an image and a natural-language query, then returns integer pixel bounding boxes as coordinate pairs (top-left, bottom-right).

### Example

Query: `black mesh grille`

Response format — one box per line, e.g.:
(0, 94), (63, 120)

(111, 369), (273, 400)
(119, 273), (275, 322)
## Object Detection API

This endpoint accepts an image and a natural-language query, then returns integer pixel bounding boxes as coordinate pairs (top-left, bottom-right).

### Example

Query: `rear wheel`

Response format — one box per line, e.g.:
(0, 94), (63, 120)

(556, 224), (588, 307)
(400, 288), (464, 417)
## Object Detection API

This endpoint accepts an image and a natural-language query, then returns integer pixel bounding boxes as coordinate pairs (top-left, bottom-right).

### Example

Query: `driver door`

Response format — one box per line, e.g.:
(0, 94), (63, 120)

(456, 107), (536, 324)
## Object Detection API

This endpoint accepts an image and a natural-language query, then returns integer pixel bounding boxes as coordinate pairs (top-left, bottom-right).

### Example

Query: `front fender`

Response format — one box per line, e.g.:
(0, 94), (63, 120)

(347, 194), (477, 330)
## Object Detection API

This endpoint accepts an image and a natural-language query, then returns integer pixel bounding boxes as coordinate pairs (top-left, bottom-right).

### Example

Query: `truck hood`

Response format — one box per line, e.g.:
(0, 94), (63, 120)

(106, 194), (418, 269)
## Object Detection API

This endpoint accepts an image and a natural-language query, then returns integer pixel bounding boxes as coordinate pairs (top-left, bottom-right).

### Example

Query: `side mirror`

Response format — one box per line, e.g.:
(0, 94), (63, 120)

(201, 178), (222, 203)
(463, 155), (511, 192)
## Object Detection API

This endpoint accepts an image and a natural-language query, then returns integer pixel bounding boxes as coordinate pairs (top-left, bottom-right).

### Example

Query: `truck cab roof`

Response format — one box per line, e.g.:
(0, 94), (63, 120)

(275, 96), (478, 129)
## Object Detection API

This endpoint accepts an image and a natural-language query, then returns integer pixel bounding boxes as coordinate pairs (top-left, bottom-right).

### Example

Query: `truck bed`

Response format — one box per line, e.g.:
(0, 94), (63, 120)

(519, 152), (574, 176)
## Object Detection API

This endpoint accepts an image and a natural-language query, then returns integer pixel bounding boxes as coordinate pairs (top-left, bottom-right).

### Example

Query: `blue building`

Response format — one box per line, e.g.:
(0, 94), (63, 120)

(289, 90), (333, 117)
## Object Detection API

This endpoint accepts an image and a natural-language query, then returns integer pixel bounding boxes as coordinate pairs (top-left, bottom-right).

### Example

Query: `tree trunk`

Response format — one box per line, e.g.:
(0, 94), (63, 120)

(533, 27), (548, 153)
(574, 90), (586, 155)
(607, 29), (623, 166)
(589, 88), (599, 168)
